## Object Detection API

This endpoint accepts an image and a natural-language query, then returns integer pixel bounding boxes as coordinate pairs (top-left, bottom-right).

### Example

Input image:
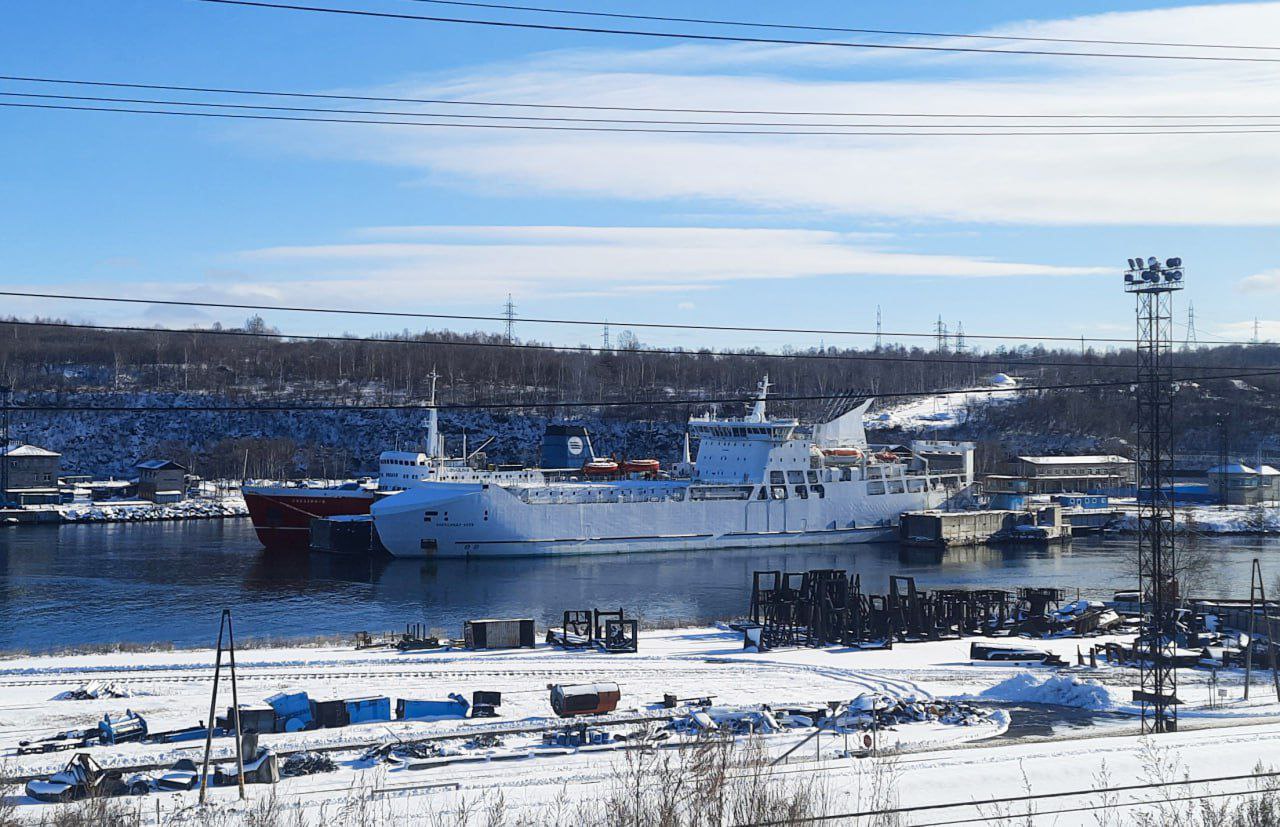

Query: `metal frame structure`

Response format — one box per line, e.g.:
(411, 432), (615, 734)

(1124, 255), (1185, 733)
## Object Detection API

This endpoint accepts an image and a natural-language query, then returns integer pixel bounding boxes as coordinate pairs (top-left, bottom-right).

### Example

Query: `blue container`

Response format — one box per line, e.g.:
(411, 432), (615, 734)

(345, 696), (391, 724)
(396, 694), (469, 720)
(266, 691), (313, 730)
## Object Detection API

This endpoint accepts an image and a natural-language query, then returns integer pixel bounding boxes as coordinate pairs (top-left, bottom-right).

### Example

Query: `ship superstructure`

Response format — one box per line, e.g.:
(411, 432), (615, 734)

(372, 377), (975, 558)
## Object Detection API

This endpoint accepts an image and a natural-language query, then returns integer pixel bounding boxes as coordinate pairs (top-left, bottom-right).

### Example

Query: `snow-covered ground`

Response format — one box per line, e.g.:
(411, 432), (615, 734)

(1113, 501), (1280, 534)
(867, 374), (1021, 431)
(3, 626), (1279, 825)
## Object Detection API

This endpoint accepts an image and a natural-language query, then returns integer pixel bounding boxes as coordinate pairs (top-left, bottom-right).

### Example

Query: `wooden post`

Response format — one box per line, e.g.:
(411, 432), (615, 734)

(1247, 558), (1263, 701)
(199, 612), (227, 804)
(226, 609), (246, 799)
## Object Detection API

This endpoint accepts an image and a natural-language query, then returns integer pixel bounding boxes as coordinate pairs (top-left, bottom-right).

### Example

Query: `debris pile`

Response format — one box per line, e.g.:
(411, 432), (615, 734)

(52, 681), (132, 701)
(281, 752), (337, 777)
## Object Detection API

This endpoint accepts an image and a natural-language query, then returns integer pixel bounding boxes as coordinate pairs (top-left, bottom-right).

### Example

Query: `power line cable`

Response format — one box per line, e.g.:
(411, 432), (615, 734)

(0, 317), (1267, 372)
(11, 91), (1280, 129)
(0, 288), (1272, 347)
(6, 368), (1280, 413)
(196, 0), (1280, 64)
(7, 74), (1280, 119)
(13, 100), (1280, 136)
(399, 0), (1280, 53)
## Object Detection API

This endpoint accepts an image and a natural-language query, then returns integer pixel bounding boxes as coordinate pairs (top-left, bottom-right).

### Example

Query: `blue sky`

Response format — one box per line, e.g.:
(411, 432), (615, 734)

(3, 0), (1279, 352)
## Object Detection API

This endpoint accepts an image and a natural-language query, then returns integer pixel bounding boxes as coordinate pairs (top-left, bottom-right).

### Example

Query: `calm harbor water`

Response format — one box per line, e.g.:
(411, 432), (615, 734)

(0, 518), (1275, 652)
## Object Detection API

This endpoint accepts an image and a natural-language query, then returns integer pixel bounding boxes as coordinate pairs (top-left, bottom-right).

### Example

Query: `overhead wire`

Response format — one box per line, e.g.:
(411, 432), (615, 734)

(5, 74), (1279, 120)
(6, 369), (1280, 413)
(13, 100), (1280, 137)
(195, 0), (1280, 64)
(0, 289), (1272, 347)
(0, 317), (1270, 373)
(7, 91), (1280, 130)
(398, 0), (1280, 53)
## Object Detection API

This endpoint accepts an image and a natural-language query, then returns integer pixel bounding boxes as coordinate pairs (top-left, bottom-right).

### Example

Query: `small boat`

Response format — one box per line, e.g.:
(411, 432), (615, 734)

(582, 459), (620, 476)
(620, 459), (660, 475)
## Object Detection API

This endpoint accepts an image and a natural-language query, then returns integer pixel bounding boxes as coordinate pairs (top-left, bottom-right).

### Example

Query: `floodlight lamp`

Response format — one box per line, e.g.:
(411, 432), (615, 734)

(1127, 258), (1138, 270)
(1166, 257), (1182, 268)
(1147, 256), (1160, 269)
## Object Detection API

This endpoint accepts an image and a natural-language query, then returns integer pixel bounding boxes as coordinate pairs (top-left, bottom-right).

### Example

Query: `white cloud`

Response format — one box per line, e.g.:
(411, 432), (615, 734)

(254, 3), (1280, 226)
(233, 225), (1108, 302)
(1238, 270), (1280, 293)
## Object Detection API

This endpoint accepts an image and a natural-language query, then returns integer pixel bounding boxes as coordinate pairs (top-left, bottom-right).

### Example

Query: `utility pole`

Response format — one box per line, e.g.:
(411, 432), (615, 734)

(1123, 254), (1185, 733)
(503, 294), (517, 344)
(0, 383), (9, 507)
(875, 305), (882, 351)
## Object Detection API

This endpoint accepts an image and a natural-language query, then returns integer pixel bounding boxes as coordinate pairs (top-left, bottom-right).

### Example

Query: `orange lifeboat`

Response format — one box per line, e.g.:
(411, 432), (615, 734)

(821, 448), (863, 459)
(582, 459), (620, 476)
(621, 458), (661, 475)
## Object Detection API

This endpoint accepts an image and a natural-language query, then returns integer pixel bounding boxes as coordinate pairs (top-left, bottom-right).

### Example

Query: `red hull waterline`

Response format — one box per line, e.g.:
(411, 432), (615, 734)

(243, 487), (377, 551)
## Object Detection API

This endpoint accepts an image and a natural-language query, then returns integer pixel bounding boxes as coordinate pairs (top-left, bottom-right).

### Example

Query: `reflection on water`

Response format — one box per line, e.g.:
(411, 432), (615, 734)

(0, 519), (1273, 651)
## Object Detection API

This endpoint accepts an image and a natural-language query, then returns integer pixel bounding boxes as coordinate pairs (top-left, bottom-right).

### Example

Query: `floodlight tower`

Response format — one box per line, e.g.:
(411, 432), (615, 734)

(1123, 254), (1186, 733)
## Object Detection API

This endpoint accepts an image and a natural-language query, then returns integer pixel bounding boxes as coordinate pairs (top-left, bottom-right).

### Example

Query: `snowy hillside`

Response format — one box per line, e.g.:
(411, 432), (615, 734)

(866, 374), (1021, 431)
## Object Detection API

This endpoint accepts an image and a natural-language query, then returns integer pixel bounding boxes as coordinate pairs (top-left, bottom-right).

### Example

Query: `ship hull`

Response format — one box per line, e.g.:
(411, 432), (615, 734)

(243, 487), (377, 551)
(372, 479), (959, 559)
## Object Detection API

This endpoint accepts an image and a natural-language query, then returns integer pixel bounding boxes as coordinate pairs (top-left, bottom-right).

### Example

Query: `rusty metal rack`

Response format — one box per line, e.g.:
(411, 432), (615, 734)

(747, 569), (1071, 650)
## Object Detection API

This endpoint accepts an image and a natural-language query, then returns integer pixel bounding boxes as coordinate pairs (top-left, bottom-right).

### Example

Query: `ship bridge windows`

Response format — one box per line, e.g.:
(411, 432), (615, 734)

(786, 470), (805, 484)
(812, 484), (825, 498)
(794, 485), (808, 499)
(770, 471), (785, 485)
(756, 486), (768, 500)
(806, 470), (819, 484)
(771, 486), (787, 500)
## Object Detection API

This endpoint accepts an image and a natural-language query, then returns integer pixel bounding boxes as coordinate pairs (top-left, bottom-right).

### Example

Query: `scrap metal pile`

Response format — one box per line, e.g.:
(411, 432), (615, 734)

(747, 570), (1125, 650)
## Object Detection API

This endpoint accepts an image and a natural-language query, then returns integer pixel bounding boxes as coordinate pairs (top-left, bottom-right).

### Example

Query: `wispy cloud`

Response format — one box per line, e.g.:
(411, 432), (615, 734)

(1237, 269), (1280, 293)
(234, 225), (1108, 302)
(244, 3), (1280, 227)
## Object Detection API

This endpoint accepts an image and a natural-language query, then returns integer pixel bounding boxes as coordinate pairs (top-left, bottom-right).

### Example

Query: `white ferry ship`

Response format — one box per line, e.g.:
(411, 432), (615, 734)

(372, 378), (975, 558)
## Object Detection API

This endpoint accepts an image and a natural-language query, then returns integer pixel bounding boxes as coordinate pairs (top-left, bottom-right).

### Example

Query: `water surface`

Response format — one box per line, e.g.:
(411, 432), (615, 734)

(0, 519), (1273, 651)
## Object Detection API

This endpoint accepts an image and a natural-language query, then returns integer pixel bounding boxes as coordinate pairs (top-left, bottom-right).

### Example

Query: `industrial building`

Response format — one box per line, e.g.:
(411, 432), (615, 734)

(1, 443), (63, 506)
(1207, 463), (1280, 506)
(983, 455), (1136, 497)
(135, 459), (188, 503)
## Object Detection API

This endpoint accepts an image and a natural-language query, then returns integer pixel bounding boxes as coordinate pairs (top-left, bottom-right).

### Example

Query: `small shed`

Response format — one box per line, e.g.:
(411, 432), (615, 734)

(1207, 463), (1260, 505)
(135, 460), (187, 503)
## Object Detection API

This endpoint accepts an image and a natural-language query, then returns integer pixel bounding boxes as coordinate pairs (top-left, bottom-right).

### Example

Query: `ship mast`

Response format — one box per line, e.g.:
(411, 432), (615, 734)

(424, 369), (442, 459)
(750, 375), (771, 422)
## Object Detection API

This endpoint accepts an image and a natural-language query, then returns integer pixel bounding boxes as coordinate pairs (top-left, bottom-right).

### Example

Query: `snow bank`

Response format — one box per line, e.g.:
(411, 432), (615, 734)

(60, 497), (248, 523)
(978, 673), (1117, 710)
(1114, 504), (1280, 535)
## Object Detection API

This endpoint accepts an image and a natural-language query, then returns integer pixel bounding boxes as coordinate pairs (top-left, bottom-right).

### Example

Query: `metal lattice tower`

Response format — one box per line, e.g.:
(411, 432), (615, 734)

(875, 305), (882, 351)
(602, 320), (610, 351)
(1124, 254), (1185, 734)
(1183, 302), (1198, 350)
(502, 294), (517, 344)
(955, 321), (966, 354)
(935, 315), (949, 353)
